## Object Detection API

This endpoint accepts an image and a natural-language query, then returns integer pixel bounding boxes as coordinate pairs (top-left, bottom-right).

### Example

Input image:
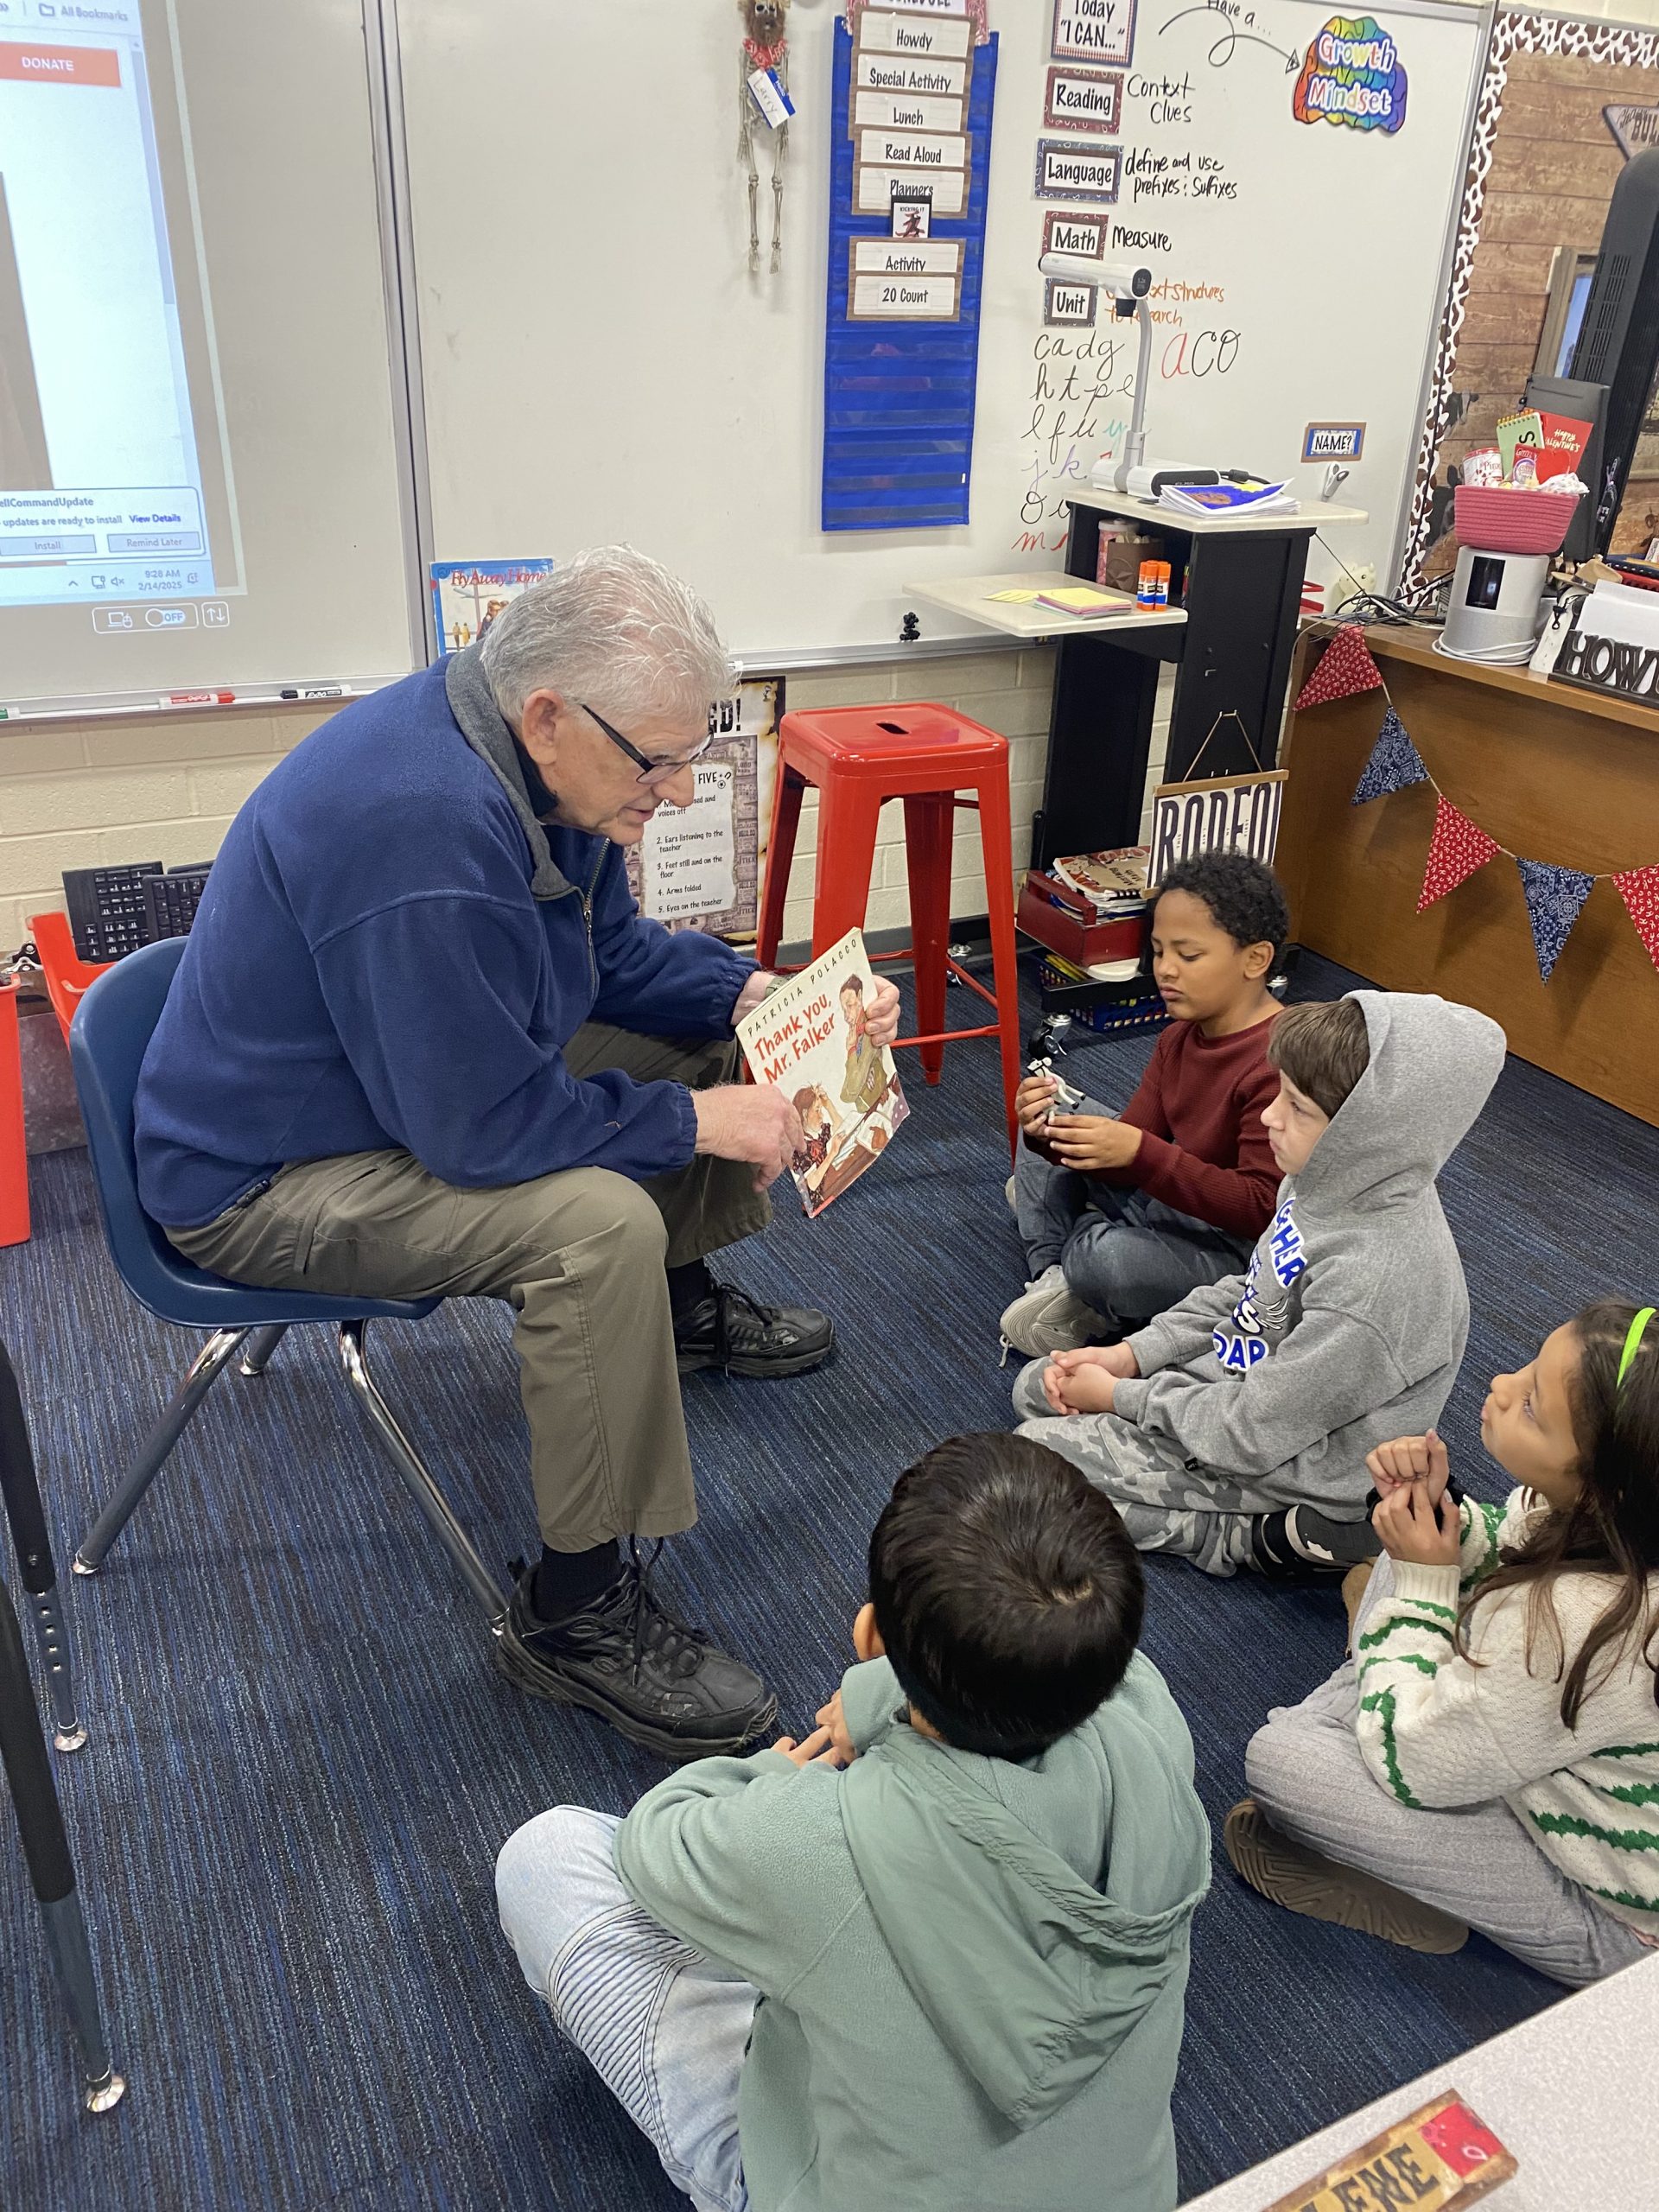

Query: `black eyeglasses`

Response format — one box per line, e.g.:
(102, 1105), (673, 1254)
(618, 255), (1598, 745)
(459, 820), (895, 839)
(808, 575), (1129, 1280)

(581, 702), (713, 788)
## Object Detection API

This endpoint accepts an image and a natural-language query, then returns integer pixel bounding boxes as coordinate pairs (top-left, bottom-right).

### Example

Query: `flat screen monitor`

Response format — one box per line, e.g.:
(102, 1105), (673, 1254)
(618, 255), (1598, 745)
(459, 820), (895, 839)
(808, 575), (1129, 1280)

(1555, 270), (1594, 377)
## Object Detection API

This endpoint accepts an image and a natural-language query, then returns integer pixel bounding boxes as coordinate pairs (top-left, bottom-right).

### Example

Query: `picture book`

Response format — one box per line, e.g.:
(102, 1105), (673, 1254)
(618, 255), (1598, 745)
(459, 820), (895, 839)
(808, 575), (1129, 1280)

(736, 927), (909, 1218)
(1051, 845), (1151, 911)
(429, 560), (555, 655)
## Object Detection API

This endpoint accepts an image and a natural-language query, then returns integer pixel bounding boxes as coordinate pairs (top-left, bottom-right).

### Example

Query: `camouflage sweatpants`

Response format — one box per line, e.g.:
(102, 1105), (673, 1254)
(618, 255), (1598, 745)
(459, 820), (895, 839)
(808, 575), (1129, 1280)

(1012, 1357), (1258, 1577)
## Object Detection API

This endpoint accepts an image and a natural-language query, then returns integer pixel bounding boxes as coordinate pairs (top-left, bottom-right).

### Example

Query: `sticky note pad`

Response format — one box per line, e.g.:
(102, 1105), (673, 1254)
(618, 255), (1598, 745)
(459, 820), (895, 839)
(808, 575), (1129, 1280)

(1036, 586), (1122, 611)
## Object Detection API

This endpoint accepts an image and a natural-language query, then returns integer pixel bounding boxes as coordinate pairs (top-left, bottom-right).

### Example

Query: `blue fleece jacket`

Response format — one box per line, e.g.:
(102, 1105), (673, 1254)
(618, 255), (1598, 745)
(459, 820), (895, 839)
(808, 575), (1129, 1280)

(134, 652), (754, 1229)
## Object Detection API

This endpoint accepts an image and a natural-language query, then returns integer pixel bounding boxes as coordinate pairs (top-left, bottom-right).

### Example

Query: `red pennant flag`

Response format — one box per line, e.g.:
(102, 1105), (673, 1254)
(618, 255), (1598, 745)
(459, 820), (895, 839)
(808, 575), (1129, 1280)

(1614, 865), (1659, 972)
(1294, 623), (1386, 710)
(1419, 796), (1501, 911)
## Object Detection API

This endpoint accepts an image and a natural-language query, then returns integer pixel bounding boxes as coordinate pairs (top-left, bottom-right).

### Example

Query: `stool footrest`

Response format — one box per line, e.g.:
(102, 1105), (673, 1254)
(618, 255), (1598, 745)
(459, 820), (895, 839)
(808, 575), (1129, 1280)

(896, 1025), (1001, 1050)
(944, 957), (999, 1011)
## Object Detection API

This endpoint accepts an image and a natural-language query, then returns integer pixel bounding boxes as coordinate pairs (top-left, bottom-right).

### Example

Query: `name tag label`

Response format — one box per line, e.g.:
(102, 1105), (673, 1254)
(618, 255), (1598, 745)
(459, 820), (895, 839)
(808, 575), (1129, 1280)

(747, 67), (794, 130)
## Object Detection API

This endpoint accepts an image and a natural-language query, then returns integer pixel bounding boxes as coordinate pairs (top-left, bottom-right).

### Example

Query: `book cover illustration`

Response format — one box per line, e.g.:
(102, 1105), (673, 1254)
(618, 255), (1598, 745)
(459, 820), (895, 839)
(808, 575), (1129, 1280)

(1051, 846), (1151, 910)
(736, 927), (908, 1217)
(429, 560), (555, 655)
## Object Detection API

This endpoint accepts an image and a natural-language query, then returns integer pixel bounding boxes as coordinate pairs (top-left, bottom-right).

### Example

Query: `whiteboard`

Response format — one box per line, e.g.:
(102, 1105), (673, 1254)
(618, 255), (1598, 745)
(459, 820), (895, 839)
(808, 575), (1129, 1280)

(397, 0), (1487, 662)
(0, 0), (418, 712)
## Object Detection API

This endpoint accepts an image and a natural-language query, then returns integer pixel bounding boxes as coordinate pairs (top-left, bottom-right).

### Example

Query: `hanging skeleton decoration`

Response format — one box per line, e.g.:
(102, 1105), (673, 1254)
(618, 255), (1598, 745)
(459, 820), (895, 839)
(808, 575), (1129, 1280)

(739, 0), (791, 276)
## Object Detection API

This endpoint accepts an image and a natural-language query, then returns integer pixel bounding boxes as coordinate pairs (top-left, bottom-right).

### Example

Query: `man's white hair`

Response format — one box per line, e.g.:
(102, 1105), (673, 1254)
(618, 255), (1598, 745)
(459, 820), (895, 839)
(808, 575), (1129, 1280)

(478, 546), (734, 734)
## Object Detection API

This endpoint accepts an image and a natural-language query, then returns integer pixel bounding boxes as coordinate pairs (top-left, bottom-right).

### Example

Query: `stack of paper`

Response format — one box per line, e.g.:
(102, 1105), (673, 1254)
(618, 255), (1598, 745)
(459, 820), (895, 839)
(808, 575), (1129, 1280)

(1159, 479), (1298, 518)
(1033, 584), (1133, 617)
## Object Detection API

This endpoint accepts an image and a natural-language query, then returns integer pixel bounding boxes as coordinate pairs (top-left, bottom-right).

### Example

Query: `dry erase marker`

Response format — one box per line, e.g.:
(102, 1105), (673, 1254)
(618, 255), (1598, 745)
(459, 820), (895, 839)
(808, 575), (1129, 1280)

(163, 690), (236, 706)
(280, 684), (348, 700)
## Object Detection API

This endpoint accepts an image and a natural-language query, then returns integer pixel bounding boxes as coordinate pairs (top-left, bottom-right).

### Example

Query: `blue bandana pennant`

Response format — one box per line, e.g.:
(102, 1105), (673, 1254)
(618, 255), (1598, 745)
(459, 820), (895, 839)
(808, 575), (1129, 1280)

(1516, 857), (1597, 982)
(1351, 709), (1430, 805)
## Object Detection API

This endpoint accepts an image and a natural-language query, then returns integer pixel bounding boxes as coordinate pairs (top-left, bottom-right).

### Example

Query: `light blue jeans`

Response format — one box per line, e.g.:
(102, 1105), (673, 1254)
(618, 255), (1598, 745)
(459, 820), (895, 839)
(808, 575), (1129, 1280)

(496, 1806), (755, 2212)
(1014, 1105), (1251, 1330)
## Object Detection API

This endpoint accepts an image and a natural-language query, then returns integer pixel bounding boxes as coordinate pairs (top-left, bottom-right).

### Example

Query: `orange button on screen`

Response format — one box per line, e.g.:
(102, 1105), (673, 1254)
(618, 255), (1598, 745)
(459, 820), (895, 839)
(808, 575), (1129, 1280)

(0, 43), (123, 89)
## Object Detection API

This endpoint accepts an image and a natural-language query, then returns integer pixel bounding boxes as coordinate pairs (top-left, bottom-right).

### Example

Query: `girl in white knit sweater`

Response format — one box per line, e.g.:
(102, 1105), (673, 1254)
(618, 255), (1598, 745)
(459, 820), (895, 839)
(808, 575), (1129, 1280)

(1224, 1297), (1659, 1986)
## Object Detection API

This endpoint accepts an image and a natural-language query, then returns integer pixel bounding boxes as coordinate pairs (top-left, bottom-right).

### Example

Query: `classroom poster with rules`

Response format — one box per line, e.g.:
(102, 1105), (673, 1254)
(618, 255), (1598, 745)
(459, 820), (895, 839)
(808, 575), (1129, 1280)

(626, 678), (780, 942)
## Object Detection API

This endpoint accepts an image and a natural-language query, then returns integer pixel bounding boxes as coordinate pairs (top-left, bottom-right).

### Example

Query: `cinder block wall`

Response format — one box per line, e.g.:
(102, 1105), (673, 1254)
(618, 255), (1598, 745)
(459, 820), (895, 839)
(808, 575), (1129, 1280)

(0, 652), (1173, 955)
(774, 649), (1173, 943)
(0, 707), (334, 953)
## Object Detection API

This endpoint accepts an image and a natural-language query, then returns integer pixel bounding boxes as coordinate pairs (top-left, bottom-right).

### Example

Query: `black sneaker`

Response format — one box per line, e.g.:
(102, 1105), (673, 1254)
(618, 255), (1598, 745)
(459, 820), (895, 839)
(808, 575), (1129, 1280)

(1250, 1504), (1382, 1581)
(493, 1549), (777, 1763)
(674, 1282), (834, 1377)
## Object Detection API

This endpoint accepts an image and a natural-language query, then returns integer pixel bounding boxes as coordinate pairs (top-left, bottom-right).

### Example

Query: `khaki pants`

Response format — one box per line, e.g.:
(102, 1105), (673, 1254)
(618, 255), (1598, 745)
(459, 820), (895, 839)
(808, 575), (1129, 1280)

(168, 1027), (769, 1550)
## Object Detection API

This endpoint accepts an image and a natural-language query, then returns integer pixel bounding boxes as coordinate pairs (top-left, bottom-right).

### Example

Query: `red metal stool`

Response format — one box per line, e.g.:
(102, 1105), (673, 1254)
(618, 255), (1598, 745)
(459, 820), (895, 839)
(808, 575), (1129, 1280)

(758, 701), (1023, 1151)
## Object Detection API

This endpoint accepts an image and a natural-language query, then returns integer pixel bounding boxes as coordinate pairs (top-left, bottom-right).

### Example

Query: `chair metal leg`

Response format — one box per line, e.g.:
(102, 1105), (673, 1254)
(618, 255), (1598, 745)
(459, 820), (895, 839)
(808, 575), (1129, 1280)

(337, 1321), (505, 1626)
(0, 1346), (86, 1750)
(74, 1327), (250, 1575)
(29, 1588), (86, 1753)
(238, 1325), (289, 1379)
(0, 1578), (126, 2113)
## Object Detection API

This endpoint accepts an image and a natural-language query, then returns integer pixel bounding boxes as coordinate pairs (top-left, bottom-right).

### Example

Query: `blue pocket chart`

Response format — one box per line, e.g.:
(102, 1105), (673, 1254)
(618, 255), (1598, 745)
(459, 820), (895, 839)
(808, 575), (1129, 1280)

(821, 20), (999, 532)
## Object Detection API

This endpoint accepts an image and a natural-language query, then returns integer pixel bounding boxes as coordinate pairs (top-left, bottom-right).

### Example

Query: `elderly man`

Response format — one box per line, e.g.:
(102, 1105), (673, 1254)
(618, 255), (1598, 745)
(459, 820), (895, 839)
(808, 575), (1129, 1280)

(135, 548), (899, 1760)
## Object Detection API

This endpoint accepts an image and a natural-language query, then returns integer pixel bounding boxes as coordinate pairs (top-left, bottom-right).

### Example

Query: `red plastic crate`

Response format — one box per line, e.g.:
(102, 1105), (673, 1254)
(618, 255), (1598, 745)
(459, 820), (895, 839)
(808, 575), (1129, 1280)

(28, 910), (114, 1046)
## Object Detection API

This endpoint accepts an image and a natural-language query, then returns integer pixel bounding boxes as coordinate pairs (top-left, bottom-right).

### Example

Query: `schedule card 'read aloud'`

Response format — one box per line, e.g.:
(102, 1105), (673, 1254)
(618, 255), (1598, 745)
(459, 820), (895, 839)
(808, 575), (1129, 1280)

(737, 928), (908, 1217)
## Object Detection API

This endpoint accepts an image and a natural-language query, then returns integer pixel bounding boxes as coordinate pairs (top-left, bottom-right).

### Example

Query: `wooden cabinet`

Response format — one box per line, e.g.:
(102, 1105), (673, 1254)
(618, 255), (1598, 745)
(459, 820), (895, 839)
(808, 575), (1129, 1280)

(1277, 625), (1659, 1128)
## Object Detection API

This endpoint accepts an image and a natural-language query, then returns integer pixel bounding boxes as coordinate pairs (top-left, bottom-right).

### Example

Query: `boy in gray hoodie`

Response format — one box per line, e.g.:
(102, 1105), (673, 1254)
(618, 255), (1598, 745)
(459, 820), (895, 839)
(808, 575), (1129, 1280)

(496, 1433), (1210, 2212)
(1013, 992), (1505, 1577)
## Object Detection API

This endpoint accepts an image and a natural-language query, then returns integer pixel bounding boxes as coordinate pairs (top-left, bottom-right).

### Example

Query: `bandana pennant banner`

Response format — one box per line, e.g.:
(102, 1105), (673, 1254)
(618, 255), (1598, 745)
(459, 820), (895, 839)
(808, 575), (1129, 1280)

(1352, 709), (1430, 806)
(1516, 858), (1597, 982)
(1294, 623), (1386, 711)
(1419, 797), (1501, 912)
(1614, 865), (1659, 975)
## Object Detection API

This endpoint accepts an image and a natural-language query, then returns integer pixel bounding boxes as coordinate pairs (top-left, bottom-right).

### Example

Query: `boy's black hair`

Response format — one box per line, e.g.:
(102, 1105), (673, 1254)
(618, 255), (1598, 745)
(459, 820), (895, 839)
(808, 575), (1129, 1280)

(1154, 851), (1289, 963)
(868, 1433), (1145, 1761)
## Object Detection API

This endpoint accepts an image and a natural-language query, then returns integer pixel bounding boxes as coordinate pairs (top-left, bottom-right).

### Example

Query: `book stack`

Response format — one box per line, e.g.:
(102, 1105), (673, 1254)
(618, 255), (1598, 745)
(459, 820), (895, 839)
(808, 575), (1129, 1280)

(1051, 847), (1151, 913)
(1018, 847), (1151, 976)
(1159, 477), (1297, 518)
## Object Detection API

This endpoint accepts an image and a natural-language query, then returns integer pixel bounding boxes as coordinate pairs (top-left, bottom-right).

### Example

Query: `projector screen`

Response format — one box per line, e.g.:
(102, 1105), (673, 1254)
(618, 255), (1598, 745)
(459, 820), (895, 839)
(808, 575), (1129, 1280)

(0, 0), (418, 709)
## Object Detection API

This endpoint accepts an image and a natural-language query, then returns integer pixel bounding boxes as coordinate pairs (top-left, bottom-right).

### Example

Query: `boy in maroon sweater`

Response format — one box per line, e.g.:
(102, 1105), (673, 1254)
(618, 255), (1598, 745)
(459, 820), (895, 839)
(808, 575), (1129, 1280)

(1002, 852), (1287, 1357)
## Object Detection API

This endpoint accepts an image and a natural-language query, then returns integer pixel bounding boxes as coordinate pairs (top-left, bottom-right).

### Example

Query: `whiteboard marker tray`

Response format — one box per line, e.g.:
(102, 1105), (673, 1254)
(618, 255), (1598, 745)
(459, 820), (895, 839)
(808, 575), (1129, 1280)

(904, 572), (1188, 641)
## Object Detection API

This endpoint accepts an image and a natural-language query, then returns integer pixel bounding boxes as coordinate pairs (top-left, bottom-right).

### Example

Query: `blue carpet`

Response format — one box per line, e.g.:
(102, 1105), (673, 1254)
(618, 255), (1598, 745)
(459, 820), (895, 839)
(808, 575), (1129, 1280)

(3, 951), (1656, 2210)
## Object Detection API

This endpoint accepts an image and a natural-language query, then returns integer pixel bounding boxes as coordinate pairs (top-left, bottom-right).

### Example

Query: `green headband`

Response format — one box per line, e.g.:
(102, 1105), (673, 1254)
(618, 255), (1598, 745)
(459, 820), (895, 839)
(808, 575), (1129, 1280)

(1618, 1307), (1656, 1389)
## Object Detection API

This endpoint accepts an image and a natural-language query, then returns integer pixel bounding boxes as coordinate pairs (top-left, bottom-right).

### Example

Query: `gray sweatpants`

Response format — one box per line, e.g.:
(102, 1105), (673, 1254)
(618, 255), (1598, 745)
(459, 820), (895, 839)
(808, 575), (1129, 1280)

(1011, 1357), (1257, 1575)
(1245, 1556), (1651, 1987)
(168, 1025), (768, 1554)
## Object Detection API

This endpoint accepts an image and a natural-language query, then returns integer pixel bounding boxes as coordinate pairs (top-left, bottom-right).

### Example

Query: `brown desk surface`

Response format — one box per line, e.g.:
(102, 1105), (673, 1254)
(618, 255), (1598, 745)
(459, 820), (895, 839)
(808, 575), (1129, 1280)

(1360, 621), (1659, 738)
(1278, 625), (1659, 1127)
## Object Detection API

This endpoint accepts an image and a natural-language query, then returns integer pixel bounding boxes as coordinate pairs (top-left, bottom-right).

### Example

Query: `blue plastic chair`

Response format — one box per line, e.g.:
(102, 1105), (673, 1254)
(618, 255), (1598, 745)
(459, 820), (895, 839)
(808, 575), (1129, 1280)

(67, 938), (504, 1624)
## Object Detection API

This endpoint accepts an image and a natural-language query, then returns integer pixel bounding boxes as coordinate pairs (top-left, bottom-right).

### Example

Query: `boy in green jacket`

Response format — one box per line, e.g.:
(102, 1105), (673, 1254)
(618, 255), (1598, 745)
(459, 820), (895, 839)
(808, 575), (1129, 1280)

(495, 1433), (1211, 2212)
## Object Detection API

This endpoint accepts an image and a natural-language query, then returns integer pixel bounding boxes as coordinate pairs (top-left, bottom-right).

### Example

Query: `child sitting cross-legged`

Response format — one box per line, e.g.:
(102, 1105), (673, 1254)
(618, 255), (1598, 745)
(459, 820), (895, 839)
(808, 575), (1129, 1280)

(1228, 1300), (1659, 1987)
(1002, 852), (1287, 1359)
(1012, 990), (1505, 1578)
(495, 1433), (1211, 2212)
